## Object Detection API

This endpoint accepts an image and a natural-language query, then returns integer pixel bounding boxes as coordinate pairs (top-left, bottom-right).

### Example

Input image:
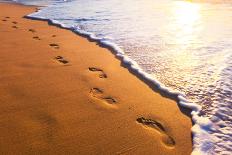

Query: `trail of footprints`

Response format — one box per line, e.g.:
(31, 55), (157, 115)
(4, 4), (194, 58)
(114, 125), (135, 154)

(88, 68), (175, 147)
(2, 16), (18, 29)
(1, 16), (66, 65)
(27, 25), (65, 64)
(1, 15), (176, 148)
(2, 16), (9, 22)
(27, 26), (67, 65)
(88, 67), (116, 104)
(12, 20), (18, 28)
(28, 29), (42, 41)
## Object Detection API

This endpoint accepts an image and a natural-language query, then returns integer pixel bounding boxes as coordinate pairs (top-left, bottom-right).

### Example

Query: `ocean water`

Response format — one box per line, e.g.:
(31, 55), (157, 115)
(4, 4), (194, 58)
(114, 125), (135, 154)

(1, 0), (232, 154)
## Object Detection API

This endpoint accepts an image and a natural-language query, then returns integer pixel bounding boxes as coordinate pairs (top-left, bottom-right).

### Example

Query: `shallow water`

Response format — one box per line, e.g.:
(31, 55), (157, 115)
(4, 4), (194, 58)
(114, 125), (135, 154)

(1, 0), (232, 154)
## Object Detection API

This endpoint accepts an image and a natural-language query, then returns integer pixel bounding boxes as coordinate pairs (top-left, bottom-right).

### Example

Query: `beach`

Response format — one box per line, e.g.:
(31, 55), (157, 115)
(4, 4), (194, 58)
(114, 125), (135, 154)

(0, 3), (192, 154)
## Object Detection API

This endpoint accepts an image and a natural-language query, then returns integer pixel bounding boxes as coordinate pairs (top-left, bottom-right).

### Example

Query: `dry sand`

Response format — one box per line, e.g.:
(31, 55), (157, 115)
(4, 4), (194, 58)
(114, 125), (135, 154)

(0, 3), (193, 155)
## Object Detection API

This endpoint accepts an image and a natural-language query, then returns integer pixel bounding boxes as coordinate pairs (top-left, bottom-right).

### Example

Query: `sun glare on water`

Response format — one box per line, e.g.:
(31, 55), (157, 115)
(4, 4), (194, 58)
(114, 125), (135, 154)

(173, 1), (201, 26)
(165, 1), (202, 68)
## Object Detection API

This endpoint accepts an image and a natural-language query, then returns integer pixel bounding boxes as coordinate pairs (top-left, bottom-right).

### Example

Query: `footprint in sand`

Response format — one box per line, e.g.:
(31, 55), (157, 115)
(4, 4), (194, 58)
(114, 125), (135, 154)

(28, 28), (36, 33)
(12, 21), (18, 24)
(89, 67), (107, 78)
(136, 117), (175, 147)
(54, 56), (69, 65)
(33, 36), (41, 40)
(52, 35), (56, 37)
(2, 17), (10, 21)
(5, 17), (10, 19)
(50, 43), (60, 49)
(12, 25), (18, 29)
(90, 88), (117, 104)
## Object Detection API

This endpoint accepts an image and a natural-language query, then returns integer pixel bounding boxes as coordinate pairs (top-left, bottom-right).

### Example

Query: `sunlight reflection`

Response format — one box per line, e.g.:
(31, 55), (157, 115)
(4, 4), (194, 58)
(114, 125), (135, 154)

(171, 1), (201, 45)
(173, 1), (201, 26)
(167, 1), (202, 69)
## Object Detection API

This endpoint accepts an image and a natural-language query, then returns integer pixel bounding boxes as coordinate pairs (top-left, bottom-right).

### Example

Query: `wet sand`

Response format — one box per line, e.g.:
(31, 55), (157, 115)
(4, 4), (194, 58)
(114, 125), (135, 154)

(0, 3), (192, 154)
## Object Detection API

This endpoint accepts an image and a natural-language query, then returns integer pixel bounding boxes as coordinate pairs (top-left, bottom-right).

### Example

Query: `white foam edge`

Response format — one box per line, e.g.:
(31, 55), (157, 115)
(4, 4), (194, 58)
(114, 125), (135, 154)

(27, 8), (217, 155)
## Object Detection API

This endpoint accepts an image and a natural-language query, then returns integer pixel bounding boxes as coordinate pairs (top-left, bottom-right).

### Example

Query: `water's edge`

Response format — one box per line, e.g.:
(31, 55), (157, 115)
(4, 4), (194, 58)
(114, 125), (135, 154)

(14, 3), (213, 154)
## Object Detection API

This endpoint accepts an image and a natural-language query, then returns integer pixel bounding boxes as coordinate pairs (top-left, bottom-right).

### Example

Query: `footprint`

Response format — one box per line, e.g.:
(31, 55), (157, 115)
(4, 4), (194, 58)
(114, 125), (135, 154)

(12, 26), (18, 29)
(12, 21), (18, 24)
(88, 67), (107, 78)
(5, 17), (10, 19)
(28, 29), (36, 33)
(54, 56), (69, 64)
(137, 117), (165, 132)
(52, 35), (56, 37)
(136, 117), (175, 147)
(33, 36), (41, 40)
(90, 88), (103, 97)
(50, 43), (60, 49)
(2, 19), (7, 22)
(103, 97), (117, 104)
(90, 88), (117, 104)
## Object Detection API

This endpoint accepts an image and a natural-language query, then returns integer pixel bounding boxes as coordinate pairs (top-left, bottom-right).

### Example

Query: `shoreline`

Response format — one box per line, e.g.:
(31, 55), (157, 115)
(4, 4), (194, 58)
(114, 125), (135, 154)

(26, 3), (195, 116)
(0, 3), (193, 154)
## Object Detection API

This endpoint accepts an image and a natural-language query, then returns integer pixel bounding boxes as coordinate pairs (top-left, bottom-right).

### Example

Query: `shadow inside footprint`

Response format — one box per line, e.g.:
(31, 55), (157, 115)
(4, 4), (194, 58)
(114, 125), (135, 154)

(33, 36), (41, 40)
(103, 97), (117, 104)
(137, 117), (165, 132)
(90, 88), (116, 104)
(29, 29), (36, 33)
(50, 43), (59, 49)
(52, 35), (56, 37)
(137, 117), (175, 147)
(5, 17), (10, 19)
(12, 26), (18, 29)
(12, 21), (18, 24)
(2, 19), (7, 22)
(90, 88), (103, 97)
(54, 56), (69, 64)
(161, 135), (176, 147)
(88, 67), (107, 78)
(89, 67), (103, 72)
